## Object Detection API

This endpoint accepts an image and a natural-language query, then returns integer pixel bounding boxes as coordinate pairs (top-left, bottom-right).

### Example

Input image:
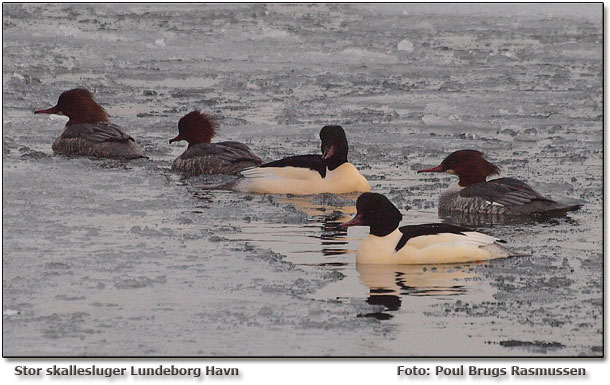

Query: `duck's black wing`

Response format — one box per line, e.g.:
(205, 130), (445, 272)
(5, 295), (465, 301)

(395, 223), (472, 252)
(258, 154), (327, 178)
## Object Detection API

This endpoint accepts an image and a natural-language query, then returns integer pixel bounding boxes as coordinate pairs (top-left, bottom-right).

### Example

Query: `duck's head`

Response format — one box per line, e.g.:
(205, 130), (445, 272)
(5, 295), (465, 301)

(418, 149), (499, 186)
(35, 88), (109, 126)
(342, 192), (402, 237)
(319, 125), (349, 170)
(169, 111), (216, 148)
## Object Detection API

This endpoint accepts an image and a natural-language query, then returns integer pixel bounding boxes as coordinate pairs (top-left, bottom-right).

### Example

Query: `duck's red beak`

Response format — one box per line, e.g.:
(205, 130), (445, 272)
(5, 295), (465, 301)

(341, 213), (366, 228)
(322, 145), (335, 160)
(34, 106), (61, 115)
(417, 165), (444, 173)
(169, 134), (183, 144)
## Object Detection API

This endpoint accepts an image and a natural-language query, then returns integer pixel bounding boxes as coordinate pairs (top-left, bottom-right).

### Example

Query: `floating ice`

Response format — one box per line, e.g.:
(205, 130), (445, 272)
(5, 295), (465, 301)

(397, 39), (414, 52)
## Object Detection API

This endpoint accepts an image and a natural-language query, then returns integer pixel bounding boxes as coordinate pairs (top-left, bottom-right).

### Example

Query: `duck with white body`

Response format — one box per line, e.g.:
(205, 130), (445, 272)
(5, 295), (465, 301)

(342, 193), (515, 265)
(234, 125), (370, 195)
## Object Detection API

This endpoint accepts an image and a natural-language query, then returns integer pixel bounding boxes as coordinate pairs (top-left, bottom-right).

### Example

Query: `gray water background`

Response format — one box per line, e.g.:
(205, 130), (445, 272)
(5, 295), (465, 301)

(2, 3), (602, 356)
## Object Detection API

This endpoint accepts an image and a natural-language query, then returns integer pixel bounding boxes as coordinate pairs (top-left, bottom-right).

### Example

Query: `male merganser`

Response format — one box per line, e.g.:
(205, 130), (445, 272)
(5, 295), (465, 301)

(34, 88), (145, 159)
(169, 111), (262, 175)
(342, 193), (514, 264)
(418, 150), (582, 215)
(233, 125), (370, 194)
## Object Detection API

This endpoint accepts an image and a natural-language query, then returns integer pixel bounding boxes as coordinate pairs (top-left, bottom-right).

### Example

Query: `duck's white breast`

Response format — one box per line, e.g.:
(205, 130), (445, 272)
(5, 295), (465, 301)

(323, 163), (370, 193)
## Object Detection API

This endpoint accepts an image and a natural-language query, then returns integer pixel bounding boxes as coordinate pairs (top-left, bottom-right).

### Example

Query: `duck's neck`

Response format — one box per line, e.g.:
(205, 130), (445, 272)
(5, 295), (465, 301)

(325, 156), (348, 171)
(457, 174), (487, 187)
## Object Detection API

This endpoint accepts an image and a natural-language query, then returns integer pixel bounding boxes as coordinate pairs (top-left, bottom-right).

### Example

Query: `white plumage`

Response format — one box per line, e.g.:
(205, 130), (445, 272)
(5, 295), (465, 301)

(234, 163), (370, 195)
(356, 229), (512, 265)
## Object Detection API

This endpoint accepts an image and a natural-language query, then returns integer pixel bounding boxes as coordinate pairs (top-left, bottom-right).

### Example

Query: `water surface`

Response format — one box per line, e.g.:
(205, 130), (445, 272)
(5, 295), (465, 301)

(2, 3), (602, 356)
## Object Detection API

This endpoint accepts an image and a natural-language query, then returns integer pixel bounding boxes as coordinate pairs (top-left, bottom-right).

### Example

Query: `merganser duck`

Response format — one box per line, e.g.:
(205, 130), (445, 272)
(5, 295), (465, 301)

(169, 111), (262, 175)
(342, 192), (514, 264)
(233, 125), (370, 194)
(34, 88), (145, 159)
(418, 150), (582, 215)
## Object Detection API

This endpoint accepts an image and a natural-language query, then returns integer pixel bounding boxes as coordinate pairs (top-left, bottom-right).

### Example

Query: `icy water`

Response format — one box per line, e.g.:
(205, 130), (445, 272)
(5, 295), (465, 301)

(2, 4), (602, 356)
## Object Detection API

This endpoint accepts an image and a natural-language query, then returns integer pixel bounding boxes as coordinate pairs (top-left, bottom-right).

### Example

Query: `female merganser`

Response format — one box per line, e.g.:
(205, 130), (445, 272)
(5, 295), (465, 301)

(169, 111), (262, 175)
(418, 150), (582, 215)
(342, 193), (514, 264)
(233, 125), (370, 194)
(34, 88), (145, 159)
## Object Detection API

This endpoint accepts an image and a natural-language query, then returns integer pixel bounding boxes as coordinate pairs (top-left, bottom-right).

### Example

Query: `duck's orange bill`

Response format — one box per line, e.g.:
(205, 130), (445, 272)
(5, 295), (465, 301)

(341, 214), (365, 228)
(417, 165), (443, 173)
(34, 106), (59, 114)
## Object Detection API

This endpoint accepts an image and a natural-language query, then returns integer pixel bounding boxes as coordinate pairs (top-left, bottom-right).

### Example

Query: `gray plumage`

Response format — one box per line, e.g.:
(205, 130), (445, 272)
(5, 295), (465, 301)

(52, 122), (145, 159)
(172, 141), (262, 176)
(439, 177), (582, 215)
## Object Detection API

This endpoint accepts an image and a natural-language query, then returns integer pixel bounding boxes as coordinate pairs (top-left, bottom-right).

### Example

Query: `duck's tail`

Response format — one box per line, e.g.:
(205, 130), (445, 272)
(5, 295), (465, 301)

(538, 199), (584, 214)
(483, 242), (523, 260)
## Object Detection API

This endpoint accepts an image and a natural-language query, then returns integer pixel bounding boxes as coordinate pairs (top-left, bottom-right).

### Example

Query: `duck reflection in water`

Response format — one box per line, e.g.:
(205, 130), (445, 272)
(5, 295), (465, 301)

(276, 194), (358, 258)
(356, 264), (480, 320)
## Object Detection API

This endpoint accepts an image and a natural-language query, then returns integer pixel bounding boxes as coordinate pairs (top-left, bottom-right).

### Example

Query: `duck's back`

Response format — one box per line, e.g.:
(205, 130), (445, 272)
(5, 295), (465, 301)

(52, 122), (145, 159)
(172, 141), (262, 175)
(440, 178), (582, 215)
